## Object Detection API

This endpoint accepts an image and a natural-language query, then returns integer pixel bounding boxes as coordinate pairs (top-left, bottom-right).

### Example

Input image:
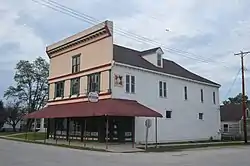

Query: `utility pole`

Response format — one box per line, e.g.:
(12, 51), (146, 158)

(235, 51), (250, 143)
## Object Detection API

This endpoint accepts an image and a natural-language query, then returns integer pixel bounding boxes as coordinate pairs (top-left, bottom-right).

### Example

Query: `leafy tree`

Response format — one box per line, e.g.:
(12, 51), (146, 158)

(223, 93), (250, 105)
(0, 100), (6, 130)
(4, 100), (25, 132)
(4, 57), (49, 113)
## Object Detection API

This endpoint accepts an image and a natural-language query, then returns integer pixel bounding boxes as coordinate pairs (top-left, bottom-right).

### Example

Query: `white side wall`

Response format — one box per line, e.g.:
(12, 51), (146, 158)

(111, 64), (221, 143)
(142, 53), (158, 66)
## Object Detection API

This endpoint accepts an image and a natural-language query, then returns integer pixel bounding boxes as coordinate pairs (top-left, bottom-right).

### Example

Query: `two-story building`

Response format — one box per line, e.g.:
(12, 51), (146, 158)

(26, 20), (221, 144)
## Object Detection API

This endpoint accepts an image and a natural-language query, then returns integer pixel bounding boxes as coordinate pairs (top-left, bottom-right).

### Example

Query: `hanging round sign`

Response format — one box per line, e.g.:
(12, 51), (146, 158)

(145, 119), (152, 128)
(88, 92), (99, 102)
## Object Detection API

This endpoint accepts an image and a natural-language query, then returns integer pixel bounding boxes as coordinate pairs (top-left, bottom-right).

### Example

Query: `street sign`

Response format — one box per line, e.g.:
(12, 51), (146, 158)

(88, 92), (99, 102)
(144, 119), (152, 150)
(145, 119), (152, 128)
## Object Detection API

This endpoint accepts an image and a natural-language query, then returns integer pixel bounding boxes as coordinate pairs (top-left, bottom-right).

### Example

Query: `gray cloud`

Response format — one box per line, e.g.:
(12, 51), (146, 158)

(1, 0), (250, 102)
(0, 70), (14, 99)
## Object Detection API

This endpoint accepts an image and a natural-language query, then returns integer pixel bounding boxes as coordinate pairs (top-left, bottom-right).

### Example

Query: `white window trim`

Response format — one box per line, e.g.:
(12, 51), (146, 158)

(223, 123), (229, 133)
(159, 81), (167, 98)
(166, 110), (172, 119)
(198, 113), (204, 120)
(125, 74), (136, 94)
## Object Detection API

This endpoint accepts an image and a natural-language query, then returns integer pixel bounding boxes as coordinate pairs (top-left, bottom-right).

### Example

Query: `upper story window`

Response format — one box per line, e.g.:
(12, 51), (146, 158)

(213, 92), (216, 104)
(48, 84), (50, 99)
(200, 89), (204, 103)
(88, 73), (100, 93)
(184, 86), (188, 100)
(55, 81), (65, 98)
(72, 54), (80, 73)
(159, 81), (167, 98)
(157, 53), (162, 66)
(126, 75), (135, 93)
(70, 78), (80, 95)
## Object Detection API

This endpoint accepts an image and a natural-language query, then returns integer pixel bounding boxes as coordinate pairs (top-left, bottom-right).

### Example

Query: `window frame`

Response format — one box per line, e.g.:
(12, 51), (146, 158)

(159, 81), (163, 97)
(87, 73), (100, 93)
(201, 89), (204, 103)
(72, 54), (81, 73)
(157, 53), (162, 66)
(163, 82), (167, 98)
(70, 77), (80, 96)
(184, 86), (188, 100)
(166, 110), (172, 119)
(55, 81), (65, 98)
(125, 75), (130, 93)
(223, 124), (229, 133)
(159, 81), (167, 98)
(131, 75), (135, 93)
(125, 74), (136, 94)
(198, 113), (204, 120)
(213, 92), (216, 104)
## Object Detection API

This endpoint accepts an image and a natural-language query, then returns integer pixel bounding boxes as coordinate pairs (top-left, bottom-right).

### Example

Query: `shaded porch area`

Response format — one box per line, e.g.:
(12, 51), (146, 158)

(24, 99), (162, 147)
(48, 116), (134, 143)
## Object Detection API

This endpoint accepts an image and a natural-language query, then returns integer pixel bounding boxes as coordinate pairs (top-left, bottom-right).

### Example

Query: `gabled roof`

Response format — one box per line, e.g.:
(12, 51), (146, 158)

(113, 44), (220, 86)
(220, 104), (243, 121)
(140, 47), (161, 56)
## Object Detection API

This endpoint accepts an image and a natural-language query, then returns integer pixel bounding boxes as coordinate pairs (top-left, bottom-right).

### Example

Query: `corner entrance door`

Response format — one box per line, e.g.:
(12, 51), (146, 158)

(110, 119), (119, 142)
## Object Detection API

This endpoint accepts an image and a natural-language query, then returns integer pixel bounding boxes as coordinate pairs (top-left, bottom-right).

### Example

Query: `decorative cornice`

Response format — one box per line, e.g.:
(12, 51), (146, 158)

(47, 27), (109, 57)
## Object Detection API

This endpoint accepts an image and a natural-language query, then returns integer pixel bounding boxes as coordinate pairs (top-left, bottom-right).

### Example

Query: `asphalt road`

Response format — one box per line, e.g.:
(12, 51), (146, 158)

(1, 139), (250, 166)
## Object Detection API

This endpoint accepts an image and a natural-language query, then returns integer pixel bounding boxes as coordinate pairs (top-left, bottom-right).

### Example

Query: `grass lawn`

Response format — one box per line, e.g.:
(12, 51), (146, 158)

(0, 132), (20, 136)
(8, 132), (46, 140)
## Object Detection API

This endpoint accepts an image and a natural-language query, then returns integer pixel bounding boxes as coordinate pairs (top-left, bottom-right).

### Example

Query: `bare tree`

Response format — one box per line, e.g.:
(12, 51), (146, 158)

(0, 100), (6, 130)
(4, 57), (49, 113)
(5, 101), (25, 132)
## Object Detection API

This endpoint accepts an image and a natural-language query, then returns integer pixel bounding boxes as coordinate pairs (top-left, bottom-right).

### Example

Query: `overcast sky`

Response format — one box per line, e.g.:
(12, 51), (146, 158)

(1, 0), (250, 102)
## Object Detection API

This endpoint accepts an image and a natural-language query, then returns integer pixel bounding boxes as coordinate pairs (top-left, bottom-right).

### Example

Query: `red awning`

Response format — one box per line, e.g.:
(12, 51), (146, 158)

(24, 99), (162, 119)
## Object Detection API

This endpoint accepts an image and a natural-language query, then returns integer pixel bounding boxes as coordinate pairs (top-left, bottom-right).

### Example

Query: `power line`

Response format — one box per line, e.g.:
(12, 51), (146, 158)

(46, 0), (231, 66)
(32, 0), (231, 67)
(223, 68), (241, 100)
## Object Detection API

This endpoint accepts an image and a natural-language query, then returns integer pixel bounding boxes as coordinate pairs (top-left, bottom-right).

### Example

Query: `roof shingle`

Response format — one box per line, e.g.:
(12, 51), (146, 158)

(113, 44), (219, 86)
(220, 104), (243, 121)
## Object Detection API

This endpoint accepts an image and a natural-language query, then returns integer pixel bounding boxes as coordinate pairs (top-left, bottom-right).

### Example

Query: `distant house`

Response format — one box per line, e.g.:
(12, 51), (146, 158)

(220, 104), (250, 139)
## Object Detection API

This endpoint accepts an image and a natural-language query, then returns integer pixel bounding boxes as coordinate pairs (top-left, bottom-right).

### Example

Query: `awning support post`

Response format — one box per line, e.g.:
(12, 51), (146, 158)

(132, 117), (135, 148)
(105, 115), (109, 149)
(46, 119), (50, 139)
(25, 120), (28, 140)
(33, 118), (37, 142)
(44, 118), (47, 143)
(84, 118), (87, 147)
(155, 117), (158, 148)
(66, 118), (69, 141)
(80, 118), (84, 142)
(54, 119), (57, 141)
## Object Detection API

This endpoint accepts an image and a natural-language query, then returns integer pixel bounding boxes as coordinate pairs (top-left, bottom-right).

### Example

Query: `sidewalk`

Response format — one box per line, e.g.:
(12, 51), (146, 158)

(0, 135), (248, 153)
(0, 136), (144, 153)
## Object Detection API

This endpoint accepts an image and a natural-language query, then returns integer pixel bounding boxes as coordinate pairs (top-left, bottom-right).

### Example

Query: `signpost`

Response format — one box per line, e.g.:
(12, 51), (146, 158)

(145, 119), (152, 150)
